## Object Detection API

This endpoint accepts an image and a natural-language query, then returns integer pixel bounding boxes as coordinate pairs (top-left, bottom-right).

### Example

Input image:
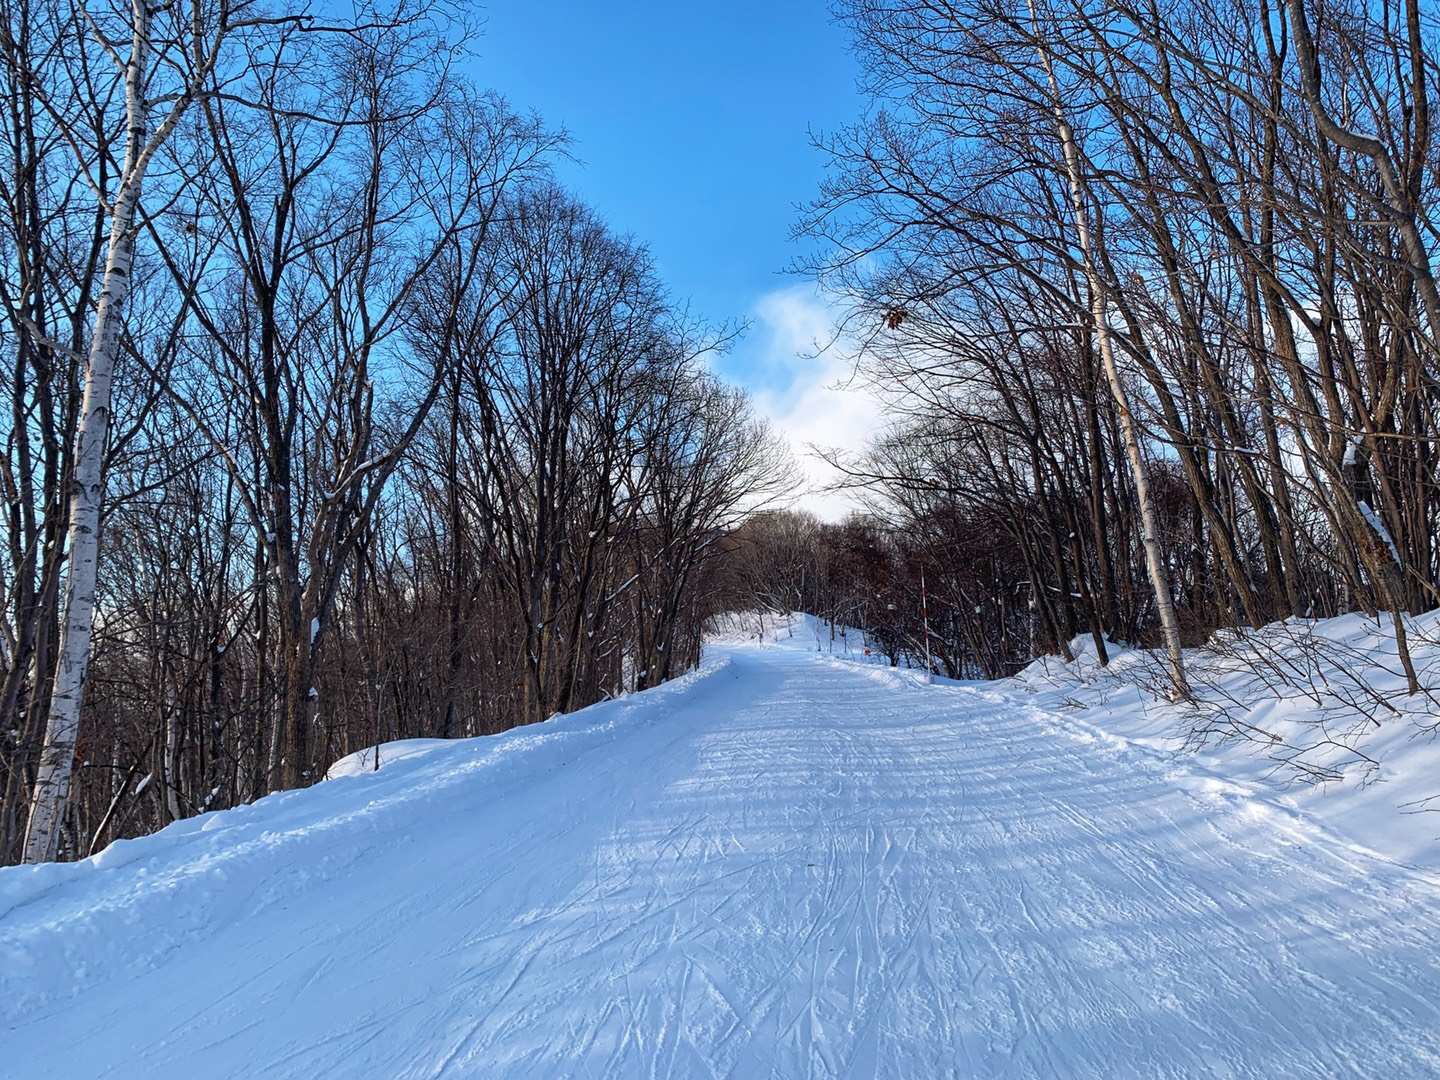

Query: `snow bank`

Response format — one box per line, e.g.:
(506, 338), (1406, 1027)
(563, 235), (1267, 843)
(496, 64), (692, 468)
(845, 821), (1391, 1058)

(324, 738), (452, 780)
(1015, 611), (1440, 868)
(0, 655), (733, 1018)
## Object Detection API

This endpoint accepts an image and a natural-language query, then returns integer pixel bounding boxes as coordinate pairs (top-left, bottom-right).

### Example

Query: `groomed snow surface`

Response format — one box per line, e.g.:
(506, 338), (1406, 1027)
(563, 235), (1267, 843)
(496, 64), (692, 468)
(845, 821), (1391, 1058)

(5, 614), (1440, 1078)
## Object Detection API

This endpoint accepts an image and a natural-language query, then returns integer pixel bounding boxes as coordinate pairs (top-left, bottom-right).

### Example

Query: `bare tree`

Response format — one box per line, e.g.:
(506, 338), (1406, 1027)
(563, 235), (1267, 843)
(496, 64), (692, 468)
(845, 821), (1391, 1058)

(19, 0), (305, 863)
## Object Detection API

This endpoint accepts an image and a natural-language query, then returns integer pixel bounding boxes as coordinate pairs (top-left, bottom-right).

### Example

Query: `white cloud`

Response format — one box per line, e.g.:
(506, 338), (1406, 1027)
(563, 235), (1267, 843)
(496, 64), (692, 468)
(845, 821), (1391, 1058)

(737, 285), (886, 521)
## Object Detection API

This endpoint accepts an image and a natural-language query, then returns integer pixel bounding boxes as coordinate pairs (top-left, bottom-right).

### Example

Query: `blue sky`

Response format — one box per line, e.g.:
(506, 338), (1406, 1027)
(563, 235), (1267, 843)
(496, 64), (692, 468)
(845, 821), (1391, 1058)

(473, 3), (884, 515)
(474, 2), (856, 332)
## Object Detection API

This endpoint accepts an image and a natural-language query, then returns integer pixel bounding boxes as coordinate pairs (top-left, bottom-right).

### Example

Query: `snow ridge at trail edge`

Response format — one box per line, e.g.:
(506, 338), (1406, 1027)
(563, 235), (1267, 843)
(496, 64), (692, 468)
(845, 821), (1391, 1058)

(0, 655), (735, 1018)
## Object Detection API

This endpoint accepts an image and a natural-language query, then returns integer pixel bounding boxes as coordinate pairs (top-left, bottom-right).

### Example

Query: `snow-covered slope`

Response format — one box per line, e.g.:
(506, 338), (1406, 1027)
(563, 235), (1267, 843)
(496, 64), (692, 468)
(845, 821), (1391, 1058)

(5, 616), (1440, 1077)
(1018, 611), (1440, 869)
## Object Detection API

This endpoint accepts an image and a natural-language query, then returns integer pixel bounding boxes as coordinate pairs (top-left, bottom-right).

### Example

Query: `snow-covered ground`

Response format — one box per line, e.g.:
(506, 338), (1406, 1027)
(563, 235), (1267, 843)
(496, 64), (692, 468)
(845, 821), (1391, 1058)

(1018, 610), (1440, 870)
(5, 614), (1440, 1077)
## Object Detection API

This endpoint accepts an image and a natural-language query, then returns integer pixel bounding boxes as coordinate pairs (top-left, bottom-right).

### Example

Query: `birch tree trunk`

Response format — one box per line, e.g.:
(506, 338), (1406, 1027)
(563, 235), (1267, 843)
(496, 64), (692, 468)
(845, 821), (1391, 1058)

(1029, 14), (1190, 700)
(22, 3), (160, 862)
(22, 138), (142, 860)
(16, 0), (247, 859)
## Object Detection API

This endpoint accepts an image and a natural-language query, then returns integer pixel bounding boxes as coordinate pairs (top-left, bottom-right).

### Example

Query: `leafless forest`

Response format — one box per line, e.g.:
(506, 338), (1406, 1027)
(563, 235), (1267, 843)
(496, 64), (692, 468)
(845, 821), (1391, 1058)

(0, 0), (790, 864)
(739, 0), (1440, 699)
(6, 0), (1440, 866)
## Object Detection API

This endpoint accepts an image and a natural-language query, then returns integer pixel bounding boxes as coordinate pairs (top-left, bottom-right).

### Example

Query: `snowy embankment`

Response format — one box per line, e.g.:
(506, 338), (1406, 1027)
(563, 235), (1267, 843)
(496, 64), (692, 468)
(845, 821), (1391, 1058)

(1016, 611), (1440, 869)
(3, 612), (1440, 1077)
(1, 659), (734, 1020)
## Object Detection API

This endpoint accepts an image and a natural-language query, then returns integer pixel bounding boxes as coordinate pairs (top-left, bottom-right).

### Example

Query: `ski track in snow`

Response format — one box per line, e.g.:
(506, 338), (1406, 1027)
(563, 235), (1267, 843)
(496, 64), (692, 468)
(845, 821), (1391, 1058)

(6, 634), (1440, 1078)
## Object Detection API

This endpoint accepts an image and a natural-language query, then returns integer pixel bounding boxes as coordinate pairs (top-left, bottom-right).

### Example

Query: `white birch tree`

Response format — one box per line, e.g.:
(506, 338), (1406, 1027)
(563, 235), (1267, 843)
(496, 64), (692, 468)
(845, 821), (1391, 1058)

(1026, 3), (1189, 700)
(22, 0), (287, 862)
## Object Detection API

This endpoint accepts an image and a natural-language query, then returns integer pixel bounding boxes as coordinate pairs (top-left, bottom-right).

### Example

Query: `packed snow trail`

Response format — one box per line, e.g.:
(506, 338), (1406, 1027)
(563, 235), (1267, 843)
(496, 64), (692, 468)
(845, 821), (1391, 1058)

(6, 628), (1440, 1077)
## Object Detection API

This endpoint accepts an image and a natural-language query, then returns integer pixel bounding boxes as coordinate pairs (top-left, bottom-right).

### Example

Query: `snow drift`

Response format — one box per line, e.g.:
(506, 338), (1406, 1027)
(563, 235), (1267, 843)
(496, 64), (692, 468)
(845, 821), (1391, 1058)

(1018, 610), (1440, 868)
